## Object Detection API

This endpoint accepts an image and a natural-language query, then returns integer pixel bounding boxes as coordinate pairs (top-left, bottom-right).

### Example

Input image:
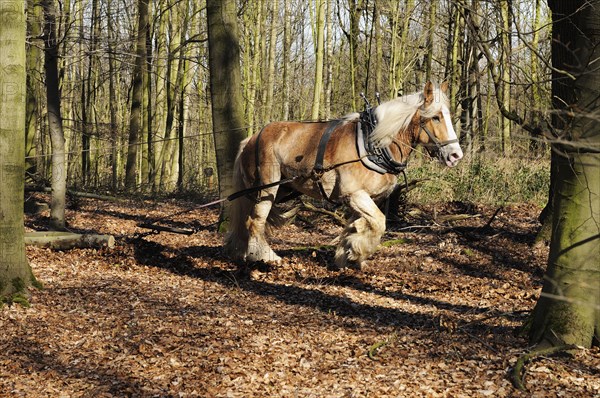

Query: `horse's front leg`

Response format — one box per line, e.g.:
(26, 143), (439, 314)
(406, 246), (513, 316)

(334, 190), (386, 270)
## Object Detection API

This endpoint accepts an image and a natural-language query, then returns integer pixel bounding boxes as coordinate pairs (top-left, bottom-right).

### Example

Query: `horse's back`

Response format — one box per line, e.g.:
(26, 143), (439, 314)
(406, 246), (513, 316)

(264, 121), (327, 150)
(249, 121), (331, 168)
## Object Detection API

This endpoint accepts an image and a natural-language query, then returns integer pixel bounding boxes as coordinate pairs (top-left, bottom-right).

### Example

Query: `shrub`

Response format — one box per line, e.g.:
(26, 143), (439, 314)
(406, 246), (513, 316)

(405, 155), (550, 206)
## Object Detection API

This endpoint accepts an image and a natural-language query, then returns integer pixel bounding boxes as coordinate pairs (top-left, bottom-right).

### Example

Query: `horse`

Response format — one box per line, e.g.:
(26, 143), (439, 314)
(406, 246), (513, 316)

(224, 82), (463, 269)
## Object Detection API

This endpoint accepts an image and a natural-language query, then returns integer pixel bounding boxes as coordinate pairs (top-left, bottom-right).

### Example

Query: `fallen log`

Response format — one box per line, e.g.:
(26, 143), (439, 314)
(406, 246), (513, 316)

(24, 231), (115, 250)
(25, 185), (119, 201)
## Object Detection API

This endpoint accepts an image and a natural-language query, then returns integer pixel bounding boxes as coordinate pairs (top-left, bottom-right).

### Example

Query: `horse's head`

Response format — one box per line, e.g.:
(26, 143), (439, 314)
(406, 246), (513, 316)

(416, 82), (463, 167)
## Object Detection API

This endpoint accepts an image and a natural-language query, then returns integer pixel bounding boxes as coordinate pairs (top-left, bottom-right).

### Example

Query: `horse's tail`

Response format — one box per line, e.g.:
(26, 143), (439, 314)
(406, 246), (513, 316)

(224, 137), (252, 258)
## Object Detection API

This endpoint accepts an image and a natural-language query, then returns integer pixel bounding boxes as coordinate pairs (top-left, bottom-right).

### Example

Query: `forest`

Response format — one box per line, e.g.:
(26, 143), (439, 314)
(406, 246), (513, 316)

(1, 0), (599, 396)
(22, 0), (551, 193)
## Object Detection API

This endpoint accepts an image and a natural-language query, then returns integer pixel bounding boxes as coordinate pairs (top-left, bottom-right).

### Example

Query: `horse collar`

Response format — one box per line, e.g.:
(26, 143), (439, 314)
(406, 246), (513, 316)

(356, 108), (407, 175)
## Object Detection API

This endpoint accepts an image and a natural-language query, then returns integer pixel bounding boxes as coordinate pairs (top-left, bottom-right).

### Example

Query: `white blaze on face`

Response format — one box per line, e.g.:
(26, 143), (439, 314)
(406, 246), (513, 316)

(441, 105), (463, 167)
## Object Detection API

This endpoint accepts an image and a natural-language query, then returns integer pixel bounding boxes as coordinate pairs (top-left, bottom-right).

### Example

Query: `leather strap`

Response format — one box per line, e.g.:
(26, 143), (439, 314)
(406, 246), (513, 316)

(420, 123), (459, 148)
(315, 120), (342, 172)
(254, 127), (266, 185)
(314, 120), (343, 203)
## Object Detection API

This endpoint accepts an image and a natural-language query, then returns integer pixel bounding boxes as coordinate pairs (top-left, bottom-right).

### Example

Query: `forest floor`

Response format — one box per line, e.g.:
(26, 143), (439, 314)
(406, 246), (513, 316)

(1, 194), (599, 397)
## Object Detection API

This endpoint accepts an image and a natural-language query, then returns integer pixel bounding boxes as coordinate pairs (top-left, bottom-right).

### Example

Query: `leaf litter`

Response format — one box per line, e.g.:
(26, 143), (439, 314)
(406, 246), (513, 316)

(1, 195), (598, 397)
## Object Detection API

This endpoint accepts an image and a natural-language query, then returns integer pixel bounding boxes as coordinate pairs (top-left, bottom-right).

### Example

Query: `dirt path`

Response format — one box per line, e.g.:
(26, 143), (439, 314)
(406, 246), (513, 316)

(2, 197), (599, 397)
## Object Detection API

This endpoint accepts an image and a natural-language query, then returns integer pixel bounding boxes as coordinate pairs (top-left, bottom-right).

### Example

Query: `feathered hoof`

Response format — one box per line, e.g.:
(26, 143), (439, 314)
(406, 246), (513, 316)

(246, 239), (282, 264)
(246, 251), (282, 264)
(332, 253), (364, 270)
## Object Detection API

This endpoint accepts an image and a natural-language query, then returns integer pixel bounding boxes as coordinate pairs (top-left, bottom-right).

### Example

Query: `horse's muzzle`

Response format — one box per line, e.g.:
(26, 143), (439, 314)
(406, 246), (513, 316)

(441, 144), (463, 167)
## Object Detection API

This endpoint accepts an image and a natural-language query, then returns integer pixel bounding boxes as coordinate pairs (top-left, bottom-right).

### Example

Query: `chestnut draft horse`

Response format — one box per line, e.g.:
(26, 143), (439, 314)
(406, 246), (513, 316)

(225, 82), (463, 269)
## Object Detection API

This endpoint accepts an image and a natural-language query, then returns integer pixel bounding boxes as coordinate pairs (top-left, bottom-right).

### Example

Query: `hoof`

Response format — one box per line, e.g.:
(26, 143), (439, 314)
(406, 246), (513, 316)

(332, 257), (364, 271)
(245, 236), (281, 264)
(246, 247), (282, 264)
(334, 247), (366, 270)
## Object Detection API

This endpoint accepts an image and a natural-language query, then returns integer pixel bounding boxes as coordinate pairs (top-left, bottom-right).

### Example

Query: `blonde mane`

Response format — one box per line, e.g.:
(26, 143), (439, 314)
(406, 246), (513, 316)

(369, 86), (450, 147)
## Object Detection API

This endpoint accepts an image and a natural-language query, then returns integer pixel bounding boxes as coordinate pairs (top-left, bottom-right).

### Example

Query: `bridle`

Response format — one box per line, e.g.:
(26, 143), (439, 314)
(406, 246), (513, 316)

(419, 118), (459, 152)
(375, 114), (460, 166)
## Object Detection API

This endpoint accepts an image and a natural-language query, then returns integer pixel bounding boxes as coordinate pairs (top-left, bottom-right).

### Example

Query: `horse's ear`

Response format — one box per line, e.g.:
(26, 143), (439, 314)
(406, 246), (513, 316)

(424, 81), (434, 105)
(441, 81), (449, 94)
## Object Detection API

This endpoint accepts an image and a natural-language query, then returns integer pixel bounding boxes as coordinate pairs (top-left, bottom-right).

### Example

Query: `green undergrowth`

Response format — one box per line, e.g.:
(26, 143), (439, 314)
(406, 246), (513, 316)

(406, 155), (550, 206)
(381, 238), (412, 247)
(3, 293), (31, 308)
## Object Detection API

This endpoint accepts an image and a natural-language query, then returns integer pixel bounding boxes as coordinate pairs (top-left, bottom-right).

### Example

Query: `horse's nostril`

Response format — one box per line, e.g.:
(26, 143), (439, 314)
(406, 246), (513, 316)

(450, 152), (462, 161)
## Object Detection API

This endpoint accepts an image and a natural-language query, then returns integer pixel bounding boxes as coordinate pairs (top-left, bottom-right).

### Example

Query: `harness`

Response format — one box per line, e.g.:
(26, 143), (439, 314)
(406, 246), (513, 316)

(313, 119), (346, 201)
(255, 98), (459, 204)
(312, 109), (406, 202)
(419, 121), (459, 149)
(355, 108), (407, 175)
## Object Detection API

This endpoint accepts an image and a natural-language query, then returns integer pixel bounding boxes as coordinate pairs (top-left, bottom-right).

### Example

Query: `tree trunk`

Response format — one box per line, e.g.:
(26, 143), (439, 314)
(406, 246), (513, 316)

(146, 12), (155, 189)
(372, 2), (382, 94)
(25, 0), (42, 181)
(107, 0), (119, 192)
(460, 0), (481, 156)
(448, 3), (464, 112)
(206, 0), (247, 230)
(125, 0), (149, 190)
(81, 0), (99, 186)
(140, 61), (149, 187)
(324, 0), (333, 120)
(530, 153), (600, 347)
(43, 0), (67, 230)
(347, 0), (363, 109)
(0, 0), (36, 300)
(499, 0), (512, 154)
(245, 0), (264, 136)
(425, 0), (436, 83)
(536, 150), (559, 244)
(529, 0), (544, 155)
(177, 55), (190, 192)
(159, 3), (188, 191)
(152, 9), (168, 191)
(530, 0), (600, 348)
(282, 0), (291, 120)
(311, 0), (326, 120)
(263, 0), (279, 124)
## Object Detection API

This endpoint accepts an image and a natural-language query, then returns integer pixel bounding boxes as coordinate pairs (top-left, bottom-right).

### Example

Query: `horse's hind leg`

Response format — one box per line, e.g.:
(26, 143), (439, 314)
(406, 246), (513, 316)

(334, 190), (386, 269)
(245, 185), (281, 263)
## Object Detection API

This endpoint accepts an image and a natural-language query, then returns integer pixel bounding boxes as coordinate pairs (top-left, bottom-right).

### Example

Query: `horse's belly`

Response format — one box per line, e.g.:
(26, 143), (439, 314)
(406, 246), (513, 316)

(287, 169), (396, 203)
(289, 179), (330, 200)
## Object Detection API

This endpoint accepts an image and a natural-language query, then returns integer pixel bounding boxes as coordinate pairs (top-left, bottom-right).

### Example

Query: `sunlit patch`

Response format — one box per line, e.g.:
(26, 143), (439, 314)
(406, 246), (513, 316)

(441, 105), (458, 142)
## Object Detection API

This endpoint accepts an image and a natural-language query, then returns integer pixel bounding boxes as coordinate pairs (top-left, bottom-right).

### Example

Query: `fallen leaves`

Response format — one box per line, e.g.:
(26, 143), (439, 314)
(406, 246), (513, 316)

(1, 197), (598, 397)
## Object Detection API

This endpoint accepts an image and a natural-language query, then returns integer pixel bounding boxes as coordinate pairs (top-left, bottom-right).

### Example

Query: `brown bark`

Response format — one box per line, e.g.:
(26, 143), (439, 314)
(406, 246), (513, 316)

(206, 0), (247, 229)
(125, 0), (149, 190)
(0, 0), (35, 300)
(529, 0), (600, 348)
(42, 0), (67, 230)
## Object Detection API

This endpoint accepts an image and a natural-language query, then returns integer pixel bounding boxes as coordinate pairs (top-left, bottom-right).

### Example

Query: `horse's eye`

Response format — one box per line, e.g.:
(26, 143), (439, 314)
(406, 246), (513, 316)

(432, 116), (440, 123)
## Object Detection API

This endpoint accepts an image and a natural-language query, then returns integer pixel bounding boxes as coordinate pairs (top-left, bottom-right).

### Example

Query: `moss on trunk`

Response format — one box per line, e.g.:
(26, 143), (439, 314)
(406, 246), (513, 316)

(530, 0), (600, 349)
(0, 0), (37, 308)
(530, 153), (600, 347)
